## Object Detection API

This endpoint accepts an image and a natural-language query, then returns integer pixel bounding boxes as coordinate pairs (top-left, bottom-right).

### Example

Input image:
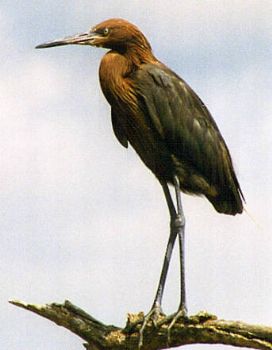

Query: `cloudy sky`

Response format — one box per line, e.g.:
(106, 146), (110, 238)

(1, 1), (272, 349)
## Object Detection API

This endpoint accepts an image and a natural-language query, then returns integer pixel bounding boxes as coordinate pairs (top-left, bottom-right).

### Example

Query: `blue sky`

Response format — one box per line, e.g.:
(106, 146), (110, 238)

(1, 1), (272, 349)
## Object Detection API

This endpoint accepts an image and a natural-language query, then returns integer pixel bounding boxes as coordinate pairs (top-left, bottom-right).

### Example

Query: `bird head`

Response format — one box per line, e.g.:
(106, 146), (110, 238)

(36, 18), (151, 52)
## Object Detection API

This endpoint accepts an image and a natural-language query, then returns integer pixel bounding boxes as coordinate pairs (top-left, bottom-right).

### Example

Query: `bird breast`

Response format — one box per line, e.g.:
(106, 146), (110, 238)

(99, 51), (137, 111)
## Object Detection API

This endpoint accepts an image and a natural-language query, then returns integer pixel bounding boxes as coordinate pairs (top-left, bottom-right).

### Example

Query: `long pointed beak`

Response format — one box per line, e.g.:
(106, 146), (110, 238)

(35, 31), (99, 49)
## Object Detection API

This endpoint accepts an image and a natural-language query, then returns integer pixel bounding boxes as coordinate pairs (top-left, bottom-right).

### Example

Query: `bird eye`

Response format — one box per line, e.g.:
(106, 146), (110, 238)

(103, 27), (109, 36)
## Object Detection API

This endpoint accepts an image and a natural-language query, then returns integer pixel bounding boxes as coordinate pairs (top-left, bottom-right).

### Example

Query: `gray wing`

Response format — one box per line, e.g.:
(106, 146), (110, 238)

(134, 63), (244, 213)
(134, 64), (226, 182)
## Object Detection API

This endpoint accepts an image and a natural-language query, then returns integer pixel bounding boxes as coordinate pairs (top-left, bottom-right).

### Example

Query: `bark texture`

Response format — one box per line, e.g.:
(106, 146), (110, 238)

(10, 299), (272, 350)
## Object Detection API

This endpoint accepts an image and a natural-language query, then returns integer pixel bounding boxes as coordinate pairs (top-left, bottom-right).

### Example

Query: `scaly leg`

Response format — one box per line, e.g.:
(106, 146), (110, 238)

(174, 175), (187, 312)
(150, 179), (179, 312)
(166, 176), (187, 342)
(139, 178), (186, 348)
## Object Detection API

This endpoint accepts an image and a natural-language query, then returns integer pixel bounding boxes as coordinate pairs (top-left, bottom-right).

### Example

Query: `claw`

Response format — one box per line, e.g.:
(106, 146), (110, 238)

(167, 308), (187, 345)
(156, 307), (187, 346)
(138, 304), (164, 348)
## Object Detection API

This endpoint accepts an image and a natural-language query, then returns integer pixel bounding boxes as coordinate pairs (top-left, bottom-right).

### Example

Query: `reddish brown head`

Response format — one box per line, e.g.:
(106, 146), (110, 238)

(89, 18), (152, 51)
(36, 18), (152, 53)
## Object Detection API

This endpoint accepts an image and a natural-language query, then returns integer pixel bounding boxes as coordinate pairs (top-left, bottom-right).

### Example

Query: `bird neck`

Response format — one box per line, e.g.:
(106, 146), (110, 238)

(124, 44), (157, 67)
(99, 49), (156, 109)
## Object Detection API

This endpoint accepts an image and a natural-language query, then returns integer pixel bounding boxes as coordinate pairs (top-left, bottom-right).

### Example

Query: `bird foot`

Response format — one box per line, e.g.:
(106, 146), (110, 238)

(158, 306), (188, 346)
(138, 304), (165, 348)
(125, 304), (164, 348)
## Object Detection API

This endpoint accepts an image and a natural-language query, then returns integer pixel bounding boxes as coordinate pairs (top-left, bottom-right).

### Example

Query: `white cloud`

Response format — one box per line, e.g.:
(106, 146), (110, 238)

(68, 1), (271, 50)
(1, 2), (272, 349)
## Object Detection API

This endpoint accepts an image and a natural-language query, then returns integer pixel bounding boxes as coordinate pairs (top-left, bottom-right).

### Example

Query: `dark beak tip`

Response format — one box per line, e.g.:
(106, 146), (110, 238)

(35, 42), (54, 49)
(35, 41), (64, 49)
(35, 39), (70, 49)
(35, 31), (93, 50)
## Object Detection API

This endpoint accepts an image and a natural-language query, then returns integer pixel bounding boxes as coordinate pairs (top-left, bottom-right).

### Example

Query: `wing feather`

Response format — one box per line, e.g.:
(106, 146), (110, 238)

(134, 63), (244, 213)
(111, 107), (128, 148)
(135, 64), (225, 183)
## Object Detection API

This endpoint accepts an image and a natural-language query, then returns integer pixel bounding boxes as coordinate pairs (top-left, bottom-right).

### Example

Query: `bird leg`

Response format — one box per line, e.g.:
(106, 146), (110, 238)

(138, 177), (187, 348)
(158, 176), (187, 315)
(164, 176), (188, 344)
(173, 175), (187, 313)
(149, 179), (178, 315)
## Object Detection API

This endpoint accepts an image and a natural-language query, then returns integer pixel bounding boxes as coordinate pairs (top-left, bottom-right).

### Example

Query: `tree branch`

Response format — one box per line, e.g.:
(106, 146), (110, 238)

(9, 299), (272, 350)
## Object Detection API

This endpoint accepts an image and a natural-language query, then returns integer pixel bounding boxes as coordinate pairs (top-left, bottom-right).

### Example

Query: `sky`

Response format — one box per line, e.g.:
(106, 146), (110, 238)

(1, 1), (272, 349)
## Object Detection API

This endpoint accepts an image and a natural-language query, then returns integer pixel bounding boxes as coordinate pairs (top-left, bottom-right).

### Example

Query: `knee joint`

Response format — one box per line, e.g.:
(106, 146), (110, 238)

(171, 214), (185, 231)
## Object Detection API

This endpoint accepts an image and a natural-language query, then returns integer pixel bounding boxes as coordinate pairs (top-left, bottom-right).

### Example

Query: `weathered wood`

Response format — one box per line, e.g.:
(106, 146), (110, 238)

(9, 299), (272, 350)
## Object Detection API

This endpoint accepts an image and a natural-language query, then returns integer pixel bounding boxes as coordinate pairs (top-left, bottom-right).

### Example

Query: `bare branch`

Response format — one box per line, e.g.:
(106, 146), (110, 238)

(9, 299), (272, 350)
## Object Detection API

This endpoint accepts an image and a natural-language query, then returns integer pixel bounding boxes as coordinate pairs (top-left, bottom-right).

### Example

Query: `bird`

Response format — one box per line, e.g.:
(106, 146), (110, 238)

(36, 18), (244, 345)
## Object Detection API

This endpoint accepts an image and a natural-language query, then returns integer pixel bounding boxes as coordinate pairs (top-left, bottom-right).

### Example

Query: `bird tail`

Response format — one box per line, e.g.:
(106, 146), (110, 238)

(207, 181), (244, 215)
(208, 193), (243, 215)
